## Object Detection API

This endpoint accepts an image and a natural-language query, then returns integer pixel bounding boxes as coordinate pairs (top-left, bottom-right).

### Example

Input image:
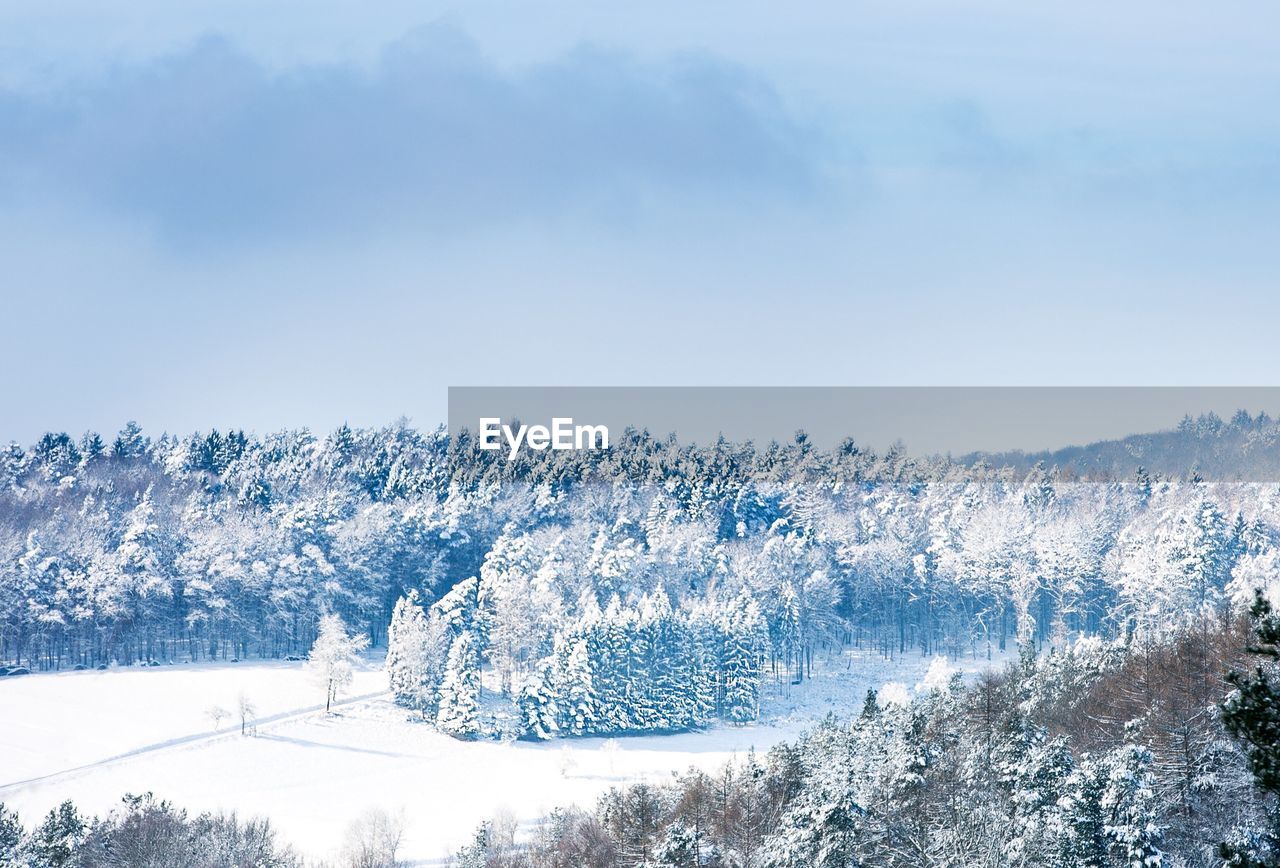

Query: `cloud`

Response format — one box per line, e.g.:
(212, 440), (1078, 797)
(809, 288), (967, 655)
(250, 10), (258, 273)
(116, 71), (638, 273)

(0, 26), (820, 247)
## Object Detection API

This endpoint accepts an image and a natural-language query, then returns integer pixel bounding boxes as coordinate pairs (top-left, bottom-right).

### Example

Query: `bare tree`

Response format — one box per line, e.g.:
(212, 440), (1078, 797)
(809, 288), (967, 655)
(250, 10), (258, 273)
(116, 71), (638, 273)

(205, 705), (229, 731)
(339, 807), (405, 868)
(238, 691), (256, 736)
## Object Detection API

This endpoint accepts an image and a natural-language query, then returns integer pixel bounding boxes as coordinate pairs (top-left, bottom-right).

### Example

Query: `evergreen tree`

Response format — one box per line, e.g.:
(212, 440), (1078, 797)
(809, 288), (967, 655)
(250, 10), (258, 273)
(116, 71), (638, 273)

(761, 778), (864, 868)
(1000, 724), (1074, 867)
(387, 590), (443, 715)
(598, 596), (635, 733)
(860, 689), (879, 720)
(437, 630), (481, 738)
(454, 822), (490, 868)
(1061, 754), (1111, 868)
(721, 590), (767, 724)
(25, 801), (83, 868)
(111, 421), (149, 460)
(640, 588), (688, 730)
(0, 804), (23, 868)
(653, 820), (700, 868)
(517, 659), (560, 740)
(1220, 592), (1280, 867)
(560, 635), (600, 736)
(78, 432), (105, 466)
(31, 433), (80, 482)
(430, 577), (484, 645)
(1100, 744), (1164, 868)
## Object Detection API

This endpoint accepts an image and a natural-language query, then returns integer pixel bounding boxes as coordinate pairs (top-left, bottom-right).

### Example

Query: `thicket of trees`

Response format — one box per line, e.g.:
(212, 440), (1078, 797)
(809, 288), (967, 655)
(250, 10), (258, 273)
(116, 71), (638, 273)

(5, 413), (1280, 862)
(4, 413), (1280, 739)
(7, 608), (1276, 867)
(0, 796), (409, 868)
(386, 579), (769, 737)
(5, 414), (1279, 674)
(0, 793), (300, 867)
(454, 607), (1280, 868)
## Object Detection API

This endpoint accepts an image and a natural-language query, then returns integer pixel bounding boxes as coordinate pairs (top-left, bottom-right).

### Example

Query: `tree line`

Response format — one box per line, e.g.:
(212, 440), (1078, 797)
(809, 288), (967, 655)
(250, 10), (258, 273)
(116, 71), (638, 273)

(2, 416), (1279, 681)
(7, 598), (1279, 866)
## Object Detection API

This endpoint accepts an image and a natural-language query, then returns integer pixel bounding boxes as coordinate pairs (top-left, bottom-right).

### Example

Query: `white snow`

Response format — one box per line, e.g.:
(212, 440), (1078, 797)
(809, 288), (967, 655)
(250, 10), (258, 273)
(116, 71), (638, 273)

(0, 647), (1005, 864)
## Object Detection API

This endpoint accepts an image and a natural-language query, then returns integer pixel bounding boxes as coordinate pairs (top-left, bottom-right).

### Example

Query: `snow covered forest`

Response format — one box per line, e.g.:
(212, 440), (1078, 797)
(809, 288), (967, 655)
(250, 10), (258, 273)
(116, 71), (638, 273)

(441, 597), (1280, 868)
(2, 595), (1279, 866)
(4, 412), (1280, 864)
(4, 413), (1280, 736)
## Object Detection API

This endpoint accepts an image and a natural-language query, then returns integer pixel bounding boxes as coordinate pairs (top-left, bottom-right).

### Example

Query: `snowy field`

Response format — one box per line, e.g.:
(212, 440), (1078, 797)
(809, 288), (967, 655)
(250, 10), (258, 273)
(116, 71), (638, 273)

(0, 649), (1004, 864)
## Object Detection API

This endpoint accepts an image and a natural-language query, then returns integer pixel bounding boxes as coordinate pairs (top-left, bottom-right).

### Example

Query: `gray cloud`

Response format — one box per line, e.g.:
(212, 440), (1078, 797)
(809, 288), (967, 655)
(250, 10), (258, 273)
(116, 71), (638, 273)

(0, 26), (819, 246)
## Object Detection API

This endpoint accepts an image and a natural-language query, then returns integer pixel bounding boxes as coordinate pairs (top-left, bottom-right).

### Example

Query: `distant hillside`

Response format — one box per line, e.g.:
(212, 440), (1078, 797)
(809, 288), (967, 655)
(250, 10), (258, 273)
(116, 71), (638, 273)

(963, 410), (1280, 481)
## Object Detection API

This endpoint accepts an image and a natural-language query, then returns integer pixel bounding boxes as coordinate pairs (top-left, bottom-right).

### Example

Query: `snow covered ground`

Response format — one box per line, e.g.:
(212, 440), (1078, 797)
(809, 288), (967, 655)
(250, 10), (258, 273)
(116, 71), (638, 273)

(0, 648), (1005, 864)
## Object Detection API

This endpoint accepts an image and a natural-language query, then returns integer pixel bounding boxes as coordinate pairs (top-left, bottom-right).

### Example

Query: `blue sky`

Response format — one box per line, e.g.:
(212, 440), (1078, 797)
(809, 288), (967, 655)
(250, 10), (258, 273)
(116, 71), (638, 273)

(2, 1), (1280, 444)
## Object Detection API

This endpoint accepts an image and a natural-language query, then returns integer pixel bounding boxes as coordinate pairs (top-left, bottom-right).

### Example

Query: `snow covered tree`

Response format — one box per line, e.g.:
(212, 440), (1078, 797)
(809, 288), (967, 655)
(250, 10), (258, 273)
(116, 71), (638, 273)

(517, 659), (560, 740)
(760, 777), (865, 868)
(636, 588), (689, 730)
(1001, 726), (1075, 867)
(111, 421), (149, 460)
(306, 614), (370, 713)
(238, 691), (256, 735)
(24, 801), (84, 868)
(116, 487), (174, 661)
(721, 590), (768, 724)
(653, 820), (699, 868)
(478, 530), (553, 695)
(559, 635), (600, 736)
(1219, 592), (1280, 867)
(1100, 744), (1164, 868)
(0, 804), (23, 868)
(454, 822), (490, 868)
(436, 630), (481, 739)
(596, 596), (635, 732)
(429, 577), (484, 645)
(339, 807), (405, 868)
(386, 590), (446, 716)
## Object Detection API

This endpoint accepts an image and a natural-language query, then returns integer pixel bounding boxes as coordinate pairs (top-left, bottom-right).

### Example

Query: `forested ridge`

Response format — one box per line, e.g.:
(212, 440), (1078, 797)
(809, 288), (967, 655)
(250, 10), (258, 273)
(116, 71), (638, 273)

(3, 413), (1279, 677)
(5, 413), (1280, 863)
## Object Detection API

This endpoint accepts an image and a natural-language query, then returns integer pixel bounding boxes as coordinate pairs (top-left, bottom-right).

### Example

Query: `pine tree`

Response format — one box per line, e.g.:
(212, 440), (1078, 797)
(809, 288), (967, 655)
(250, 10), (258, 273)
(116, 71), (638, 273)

(598, 596), (635, 733)
(517, 659), (560, 740)
(25, 801), (83, 868)
(654, 820), (699, 867)
(436, 630), (481, 739)
(1062, 754), (1111, 868)
(860, 689), (879, 720)
(78, 432), (105, 466)
(0, 804), (23, 868)
(722, 590), (767, 724)
(111, 421), (149, 460)
(1100, 744), (1164, 867)
(0, 442), (22, 491)
(640, 588), (689, 731)
(761, 778), (865, 868)
(1000, 723), (1075, 867)
(560, 635), (599, 736)
(387, 590), (442, 715)
(685, 612), (717, 728)
(1219, 592), (1280, 867)
(454, 822), (490, 868)
(429, 577), (484, 645)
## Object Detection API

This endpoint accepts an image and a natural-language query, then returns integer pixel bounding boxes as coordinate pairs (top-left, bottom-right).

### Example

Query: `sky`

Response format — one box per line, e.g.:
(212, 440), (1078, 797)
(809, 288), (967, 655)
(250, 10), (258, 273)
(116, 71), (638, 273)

(2, 1), (1280, 445)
